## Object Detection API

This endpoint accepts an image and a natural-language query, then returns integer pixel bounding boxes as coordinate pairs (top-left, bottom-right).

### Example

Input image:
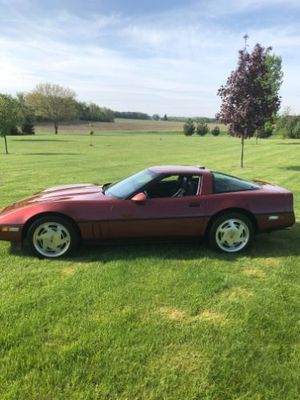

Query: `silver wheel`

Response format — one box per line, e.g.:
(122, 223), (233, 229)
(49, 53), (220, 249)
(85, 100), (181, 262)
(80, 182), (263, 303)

(32, 222), (71, 258)
(215, 218), (250, 253)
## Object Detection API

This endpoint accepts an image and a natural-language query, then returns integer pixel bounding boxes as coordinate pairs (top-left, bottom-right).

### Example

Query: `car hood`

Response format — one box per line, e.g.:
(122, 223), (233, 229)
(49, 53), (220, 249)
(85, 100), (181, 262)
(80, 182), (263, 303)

(40, 183), (103, 198)
(1, 184), (106, 213)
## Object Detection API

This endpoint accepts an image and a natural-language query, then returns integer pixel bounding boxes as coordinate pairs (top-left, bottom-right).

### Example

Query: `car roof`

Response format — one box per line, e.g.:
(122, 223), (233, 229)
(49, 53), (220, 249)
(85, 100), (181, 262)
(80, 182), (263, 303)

(148, 165), (210, 175)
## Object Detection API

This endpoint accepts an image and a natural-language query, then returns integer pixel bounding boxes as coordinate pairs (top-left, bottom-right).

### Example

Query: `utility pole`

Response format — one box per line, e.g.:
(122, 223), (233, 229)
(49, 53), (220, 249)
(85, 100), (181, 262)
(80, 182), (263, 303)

(241, 34), (250, 167)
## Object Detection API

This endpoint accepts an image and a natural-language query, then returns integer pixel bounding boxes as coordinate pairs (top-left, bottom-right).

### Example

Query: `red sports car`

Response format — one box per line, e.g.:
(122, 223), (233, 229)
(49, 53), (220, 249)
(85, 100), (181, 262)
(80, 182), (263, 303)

(0, 165), (295, 258)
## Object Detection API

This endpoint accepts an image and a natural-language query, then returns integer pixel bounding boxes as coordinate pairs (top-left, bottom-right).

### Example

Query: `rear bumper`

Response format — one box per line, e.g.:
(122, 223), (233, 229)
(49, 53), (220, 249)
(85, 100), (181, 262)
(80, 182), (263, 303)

(256, 212), (295, 233)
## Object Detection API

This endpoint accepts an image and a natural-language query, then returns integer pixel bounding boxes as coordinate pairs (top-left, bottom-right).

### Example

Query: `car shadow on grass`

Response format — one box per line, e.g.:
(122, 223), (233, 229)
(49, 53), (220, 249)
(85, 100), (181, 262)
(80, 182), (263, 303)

(85, 220), (300, 261)
(11, 223), (300, 262)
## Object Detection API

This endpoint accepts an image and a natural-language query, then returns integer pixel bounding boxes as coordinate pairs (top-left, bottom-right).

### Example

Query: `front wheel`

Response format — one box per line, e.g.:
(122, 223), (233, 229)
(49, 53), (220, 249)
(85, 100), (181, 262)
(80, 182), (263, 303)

(27, 216), (79, 259)
(209, 213), (253, 253)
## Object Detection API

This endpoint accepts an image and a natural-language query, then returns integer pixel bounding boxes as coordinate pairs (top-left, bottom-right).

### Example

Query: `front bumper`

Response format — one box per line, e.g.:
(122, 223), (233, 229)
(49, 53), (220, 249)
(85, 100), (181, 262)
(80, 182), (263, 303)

(0, 225), (23, 242)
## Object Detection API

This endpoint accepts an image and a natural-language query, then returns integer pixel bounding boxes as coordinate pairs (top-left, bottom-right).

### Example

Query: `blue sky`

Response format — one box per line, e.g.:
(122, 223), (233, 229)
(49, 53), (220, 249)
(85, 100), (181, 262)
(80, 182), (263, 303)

(0, 0), (300, 116)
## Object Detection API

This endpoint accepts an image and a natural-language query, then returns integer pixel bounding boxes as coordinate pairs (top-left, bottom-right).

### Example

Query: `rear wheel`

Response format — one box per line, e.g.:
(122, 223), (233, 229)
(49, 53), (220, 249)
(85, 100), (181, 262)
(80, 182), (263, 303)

(27, 216), (79, 259)
(209, 213), (253, 253)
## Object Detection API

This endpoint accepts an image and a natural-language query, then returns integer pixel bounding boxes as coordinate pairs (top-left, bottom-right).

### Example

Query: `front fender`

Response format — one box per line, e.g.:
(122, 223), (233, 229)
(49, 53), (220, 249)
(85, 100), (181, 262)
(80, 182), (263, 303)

(0, 202), (74, 242)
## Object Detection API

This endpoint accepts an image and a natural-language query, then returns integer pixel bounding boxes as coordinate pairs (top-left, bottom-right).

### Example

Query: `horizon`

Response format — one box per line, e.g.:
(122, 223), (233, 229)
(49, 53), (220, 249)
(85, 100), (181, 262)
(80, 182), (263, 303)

(1, 0), (300, 117)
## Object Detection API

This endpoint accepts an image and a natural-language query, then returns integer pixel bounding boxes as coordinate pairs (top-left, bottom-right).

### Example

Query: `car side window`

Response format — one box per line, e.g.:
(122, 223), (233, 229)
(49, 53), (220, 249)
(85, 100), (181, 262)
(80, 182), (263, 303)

(146, 175), (201, 199)
(213, 172), (259, 193)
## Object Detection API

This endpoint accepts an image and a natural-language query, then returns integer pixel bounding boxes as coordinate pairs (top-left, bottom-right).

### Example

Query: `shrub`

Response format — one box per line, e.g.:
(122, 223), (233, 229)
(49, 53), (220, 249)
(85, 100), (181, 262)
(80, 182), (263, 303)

(295, 121), (300, 139)
(183, 119), (195, 136)
(21, 117), (35, 135)
(257, 121), (273, 138)
(211, 126), (221, 136)
(196, 123), (209, 136)
(284, 117), (300, 138)
(10, 126), (21, 135)
(275, 114), (300, 138)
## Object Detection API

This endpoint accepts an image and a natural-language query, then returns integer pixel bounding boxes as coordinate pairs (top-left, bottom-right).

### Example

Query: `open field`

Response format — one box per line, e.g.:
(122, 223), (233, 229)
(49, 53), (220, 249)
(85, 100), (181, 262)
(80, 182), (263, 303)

(35, 118), (225, 135)
(0, 134), (299, 399)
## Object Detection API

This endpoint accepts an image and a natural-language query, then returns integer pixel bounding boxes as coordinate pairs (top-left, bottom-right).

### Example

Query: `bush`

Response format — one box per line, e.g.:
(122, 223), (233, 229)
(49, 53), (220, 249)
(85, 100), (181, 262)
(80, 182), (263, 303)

(10, 126), (21, 135)
(21, 121), (35, 135)
(294, 121), (300, 138)
(284, 117), (300, 139)
(196, 123), (209, 136)
(21, 114), (35, 135)
(257, 121), (273, 138)
(183, 119), (195, 136)
(275, 114), (300, 138)
(211, 126), (220, 136)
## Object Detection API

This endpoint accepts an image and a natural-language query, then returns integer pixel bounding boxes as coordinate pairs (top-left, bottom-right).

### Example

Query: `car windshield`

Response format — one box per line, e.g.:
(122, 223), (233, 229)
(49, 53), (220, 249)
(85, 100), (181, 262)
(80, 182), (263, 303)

(105, 169), (157, 199)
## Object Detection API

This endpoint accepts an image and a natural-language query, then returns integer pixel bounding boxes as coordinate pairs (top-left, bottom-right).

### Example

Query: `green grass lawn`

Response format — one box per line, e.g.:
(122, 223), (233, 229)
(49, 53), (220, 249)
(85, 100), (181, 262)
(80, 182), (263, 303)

(0, 134), (299, 399)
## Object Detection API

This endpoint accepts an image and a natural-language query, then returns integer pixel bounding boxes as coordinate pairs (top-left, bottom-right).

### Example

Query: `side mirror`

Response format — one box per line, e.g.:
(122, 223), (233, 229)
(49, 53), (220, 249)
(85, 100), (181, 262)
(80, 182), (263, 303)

(131, 192), (146, 204)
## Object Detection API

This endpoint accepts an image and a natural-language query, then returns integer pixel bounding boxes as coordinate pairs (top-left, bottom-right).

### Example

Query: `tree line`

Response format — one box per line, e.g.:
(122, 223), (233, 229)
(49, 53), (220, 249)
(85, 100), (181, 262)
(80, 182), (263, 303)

(172, 116), (218, 123)
(114, 111), (151, 120)
(183, 112), (300, 141)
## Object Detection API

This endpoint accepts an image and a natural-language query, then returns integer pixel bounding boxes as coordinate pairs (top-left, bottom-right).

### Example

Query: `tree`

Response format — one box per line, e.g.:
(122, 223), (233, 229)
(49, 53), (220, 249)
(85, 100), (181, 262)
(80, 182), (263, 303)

(265, 54), (283, 99)
(196, 122), (209, 136)
(0, 94), (20, 154)
(183, 119), (195, 136)
(152, 114), (160, 121)
(255, 54), (283, 143)
(163, 114), (168, 121)
(16, 92), (35, 135)
(217, 42), (282, 167)
(25, 83), (78, 134)
(211, 126), (221, 136)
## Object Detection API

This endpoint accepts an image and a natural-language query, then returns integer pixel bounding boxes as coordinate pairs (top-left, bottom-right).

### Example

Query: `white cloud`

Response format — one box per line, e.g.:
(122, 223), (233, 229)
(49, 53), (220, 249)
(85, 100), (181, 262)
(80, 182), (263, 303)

(187, 0), (300, 18)
(0, 1), (300, 115)
(0, 33), (220, 115)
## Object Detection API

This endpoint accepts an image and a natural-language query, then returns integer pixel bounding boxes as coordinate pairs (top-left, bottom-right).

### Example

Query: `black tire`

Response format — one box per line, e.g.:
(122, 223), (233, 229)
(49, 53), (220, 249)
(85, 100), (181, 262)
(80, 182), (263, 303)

(27, 215), (79, 259)
(208, 212), (253, 253)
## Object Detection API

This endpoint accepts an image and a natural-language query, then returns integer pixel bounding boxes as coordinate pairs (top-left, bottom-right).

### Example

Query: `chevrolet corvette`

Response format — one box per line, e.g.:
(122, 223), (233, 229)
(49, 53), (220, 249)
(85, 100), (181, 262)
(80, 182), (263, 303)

(0, 165), (295, 258)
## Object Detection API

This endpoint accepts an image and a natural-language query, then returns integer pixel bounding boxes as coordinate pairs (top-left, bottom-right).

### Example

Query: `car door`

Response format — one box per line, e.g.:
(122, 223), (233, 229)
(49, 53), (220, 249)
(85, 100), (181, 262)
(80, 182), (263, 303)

(106, 174), (207, 239)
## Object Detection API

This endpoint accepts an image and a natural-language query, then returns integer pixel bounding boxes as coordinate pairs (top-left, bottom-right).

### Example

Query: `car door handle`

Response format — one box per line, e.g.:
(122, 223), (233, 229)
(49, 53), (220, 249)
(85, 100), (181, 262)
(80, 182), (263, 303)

(189, 202), (200, 207)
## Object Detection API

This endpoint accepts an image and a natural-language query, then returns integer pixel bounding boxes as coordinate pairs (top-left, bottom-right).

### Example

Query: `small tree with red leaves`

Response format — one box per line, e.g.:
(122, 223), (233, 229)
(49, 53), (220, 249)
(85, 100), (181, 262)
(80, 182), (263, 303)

(216, 43), (282, 167)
